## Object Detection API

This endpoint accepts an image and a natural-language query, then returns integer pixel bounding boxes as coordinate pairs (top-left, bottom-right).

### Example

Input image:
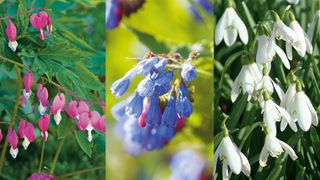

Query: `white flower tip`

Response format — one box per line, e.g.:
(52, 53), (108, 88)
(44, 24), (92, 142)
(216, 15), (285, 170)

(259, 160), (267, 167)
(22, 138), (30, 150)
(23, 89), (32, 100)
(54, 113), (62, 125)
(9, 147), (18, 159)
(8, 41), (18, 52)
(38, 103), (47, 115)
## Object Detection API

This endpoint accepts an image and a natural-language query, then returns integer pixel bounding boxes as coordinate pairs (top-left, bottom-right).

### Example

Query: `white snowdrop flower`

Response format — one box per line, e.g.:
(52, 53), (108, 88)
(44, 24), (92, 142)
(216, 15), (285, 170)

(270, 13), (297, 45)
(286, 13), (312, 60)
(256, 34), (290, 69)
(259, 131), (298, 167)
(231, 62), (262, 102)
(286, 82), (318, 131)
(261, 90), (297, 135)
(256, 66), (285, 101)
(214, 136), (250, 179)
(215, 6), (248, 47)
(287, 0), (300, 4)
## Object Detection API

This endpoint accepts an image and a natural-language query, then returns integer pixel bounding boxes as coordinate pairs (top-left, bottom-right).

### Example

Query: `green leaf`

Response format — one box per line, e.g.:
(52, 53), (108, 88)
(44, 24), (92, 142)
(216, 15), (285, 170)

(241, 2), (256, 33)
(228, 93), (248, 129)
(126, 25), (169, 53)
(75, 129), (92, 157)
(57, 116), (74, 139)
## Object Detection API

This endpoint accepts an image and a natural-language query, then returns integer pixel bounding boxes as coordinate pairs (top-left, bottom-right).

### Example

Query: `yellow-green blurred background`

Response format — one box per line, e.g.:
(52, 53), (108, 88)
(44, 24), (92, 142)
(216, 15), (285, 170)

(106, 0), (213, 179)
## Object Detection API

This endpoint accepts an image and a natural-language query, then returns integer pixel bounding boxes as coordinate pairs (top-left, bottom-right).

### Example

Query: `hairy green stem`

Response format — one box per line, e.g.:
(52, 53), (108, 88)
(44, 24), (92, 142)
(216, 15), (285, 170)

(0, 66), (22, 172)
(56, 165), (104, 178)
(49, 138), (65, 175)
(38, 141), (46, 173)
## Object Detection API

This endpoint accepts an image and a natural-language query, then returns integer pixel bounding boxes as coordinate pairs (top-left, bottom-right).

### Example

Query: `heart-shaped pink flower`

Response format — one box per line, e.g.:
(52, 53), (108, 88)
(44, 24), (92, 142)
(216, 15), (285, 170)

(5, 19), (18, 52)
(7, 128), (19, 158)
(77, 111), (100, 142)
(30, 11), (49, 40)
(18, 120), (35, 150)
(23, 72), (34, 99)
(66, 101), (89, 119)
(38, 114), (50, 141)
(50, 93), (66, 125)
(37, 84), (49, 115)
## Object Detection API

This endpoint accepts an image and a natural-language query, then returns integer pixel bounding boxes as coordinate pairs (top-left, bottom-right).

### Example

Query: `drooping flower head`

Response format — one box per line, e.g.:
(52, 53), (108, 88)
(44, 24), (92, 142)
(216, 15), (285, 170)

(38, 114), (50, 141)
(50, 93), (66, 125)
(176, 82), (193, 118)
(161, 92), (178, 127)
(77, 111), (101, 142)
(181, 63), (197, 82)
(6, 19), (18, 52)
(28, 173), (54, 180)
(18, 120), (35, 150)
(46, 14), (53, 34)
(23, 72), (34, 100)
(7, 128), (19, 159)
(95, 115), (106, 133)
(111, 68), (137, 97)
(30, 11), (48, 40)
(66, 101), (89, 119)
(37, 84), (49, 115)
(145, 95), (162, 127)
(125, 92), (144, 117)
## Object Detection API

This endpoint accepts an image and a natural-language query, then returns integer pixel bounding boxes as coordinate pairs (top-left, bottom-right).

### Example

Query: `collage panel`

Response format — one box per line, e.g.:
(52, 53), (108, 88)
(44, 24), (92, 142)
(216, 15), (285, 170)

(0, 0), (106, 179)
(106, 0), (214, 179)
(214, 0), (320, 179)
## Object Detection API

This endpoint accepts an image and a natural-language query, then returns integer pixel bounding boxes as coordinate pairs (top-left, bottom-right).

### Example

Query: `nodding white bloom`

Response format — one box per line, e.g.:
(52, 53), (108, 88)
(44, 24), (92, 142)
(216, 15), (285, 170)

(286, 82), (318, 131)
(256, 67), (284, 101)
(257, 35), (290, 69)
(280, 83), (296, 110)
(214, 136), (250, 179)
(215, 7), (248, 47)
(271, 18), (297, 45)
(261, 91), (296, 135)
(231, 63), (262, 102)
(287, 0), (300, 4)
(286, 15), (312, 60)
(259, 132), (298, 167)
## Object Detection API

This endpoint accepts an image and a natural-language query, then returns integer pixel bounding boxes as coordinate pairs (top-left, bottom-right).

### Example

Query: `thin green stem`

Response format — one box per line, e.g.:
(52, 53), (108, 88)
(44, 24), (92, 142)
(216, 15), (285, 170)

(38, 140), (46, 173)
(56, 165), (104, 178)
(0, 66), (22, 172)
(49, 138), (65, 175)
(239, 122), (264, 149)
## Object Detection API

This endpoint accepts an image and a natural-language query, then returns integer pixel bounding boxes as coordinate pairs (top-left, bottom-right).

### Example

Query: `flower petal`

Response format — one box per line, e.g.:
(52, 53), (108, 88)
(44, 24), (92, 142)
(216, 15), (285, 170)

(274, 44), (290, 69)
(286, 42), (293, 60)
(303, 93), (318, 126)
(234, 13), (248, 44)
(259, 145), (269, 167)
(278, 140), (298, 160)
(224, 28), (238, 47)
(215, 9), (227, 45)
(222, 161), (230, 180)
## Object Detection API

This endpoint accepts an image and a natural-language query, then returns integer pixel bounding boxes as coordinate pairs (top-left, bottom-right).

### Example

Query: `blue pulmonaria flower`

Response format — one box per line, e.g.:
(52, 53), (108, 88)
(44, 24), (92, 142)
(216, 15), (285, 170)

(125, 92), (144, 117)
(137, 57), (159, 76)
(161, 93), (178, 127)
(137, 75), (155, 97)
(181, 63), (197, 82)
(176, 83), (193, 118)
(111, 68), (137, 97)
(143, 126), (164, 150)
(189, 0), (214, 20)
(154, 71), (174, 96)
(170, 149), (206, 180)
(106, 0), (122, 29)
(150, 59), (167, 80)
(158, 125), (176, 142)
(146, 95), (162, 127)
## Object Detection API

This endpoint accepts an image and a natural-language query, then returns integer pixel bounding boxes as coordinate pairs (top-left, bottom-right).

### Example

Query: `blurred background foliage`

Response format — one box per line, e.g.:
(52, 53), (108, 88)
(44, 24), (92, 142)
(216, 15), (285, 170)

(106, 0), (213, 179)
(214, 0), (320, 179)
(0, 0), (105, 179)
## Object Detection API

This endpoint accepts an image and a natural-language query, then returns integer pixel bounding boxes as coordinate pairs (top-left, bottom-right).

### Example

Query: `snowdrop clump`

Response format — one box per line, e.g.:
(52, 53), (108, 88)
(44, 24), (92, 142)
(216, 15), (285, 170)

(215, 0), (319, 179)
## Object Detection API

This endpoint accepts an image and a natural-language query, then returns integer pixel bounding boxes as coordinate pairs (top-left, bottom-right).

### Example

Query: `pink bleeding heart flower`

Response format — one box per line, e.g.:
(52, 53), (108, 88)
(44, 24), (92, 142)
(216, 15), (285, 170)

(47, 14), (52, 34)
(38, 114), (50, 141)
(7, 128), (19, 159)
(0, 128), (3, 142)
(66, 101), (89, 119)
(37, 84), (49, 115)
(28, 173), (54, 180)
(5, 19), (18, 52)
(77, 111), (100, 142)
(93, 115), (106, 133)
(30, 11), (48, 40)
(18, 120), (35, 150)
(23, 72), (34, 100)
(19, 95), (28, 107)
(50, 93), (66, 125)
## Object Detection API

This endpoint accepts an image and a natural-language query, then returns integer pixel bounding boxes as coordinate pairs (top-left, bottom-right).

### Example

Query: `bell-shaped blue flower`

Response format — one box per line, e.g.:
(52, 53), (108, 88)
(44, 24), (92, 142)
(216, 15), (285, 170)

(158, 125), (176, 142)
(176, 83), (193, 118)
(161, 93), (178, 127)
(181, 63), (197, 82)
(146, 96), (162, 127)
(150, 59), (167, 80)
(154, 71), (174, 96)
(137, 75), (155, 97)
(125, 92), (144, 117)
(143, 126), (164, 150)
(137, 57), (158, 76)
(111, 68), (137, 97)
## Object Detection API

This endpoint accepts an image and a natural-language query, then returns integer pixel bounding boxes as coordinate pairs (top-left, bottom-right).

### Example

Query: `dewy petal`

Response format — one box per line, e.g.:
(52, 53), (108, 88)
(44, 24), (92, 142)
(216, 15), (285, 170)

(222, 161), (230, 180)
(274, 44), (290, 69)
(278, 140), (298, 160)
(286, 42), (293, 60)
(295, 92), (312, 131)
(256, 35), (269, 64)
(215, 8), (227, 45)
(303, 93), (318, 126)
(224, 28), (238, 47)
(259, 145), (269, 167)
(234, 11), (248, 44)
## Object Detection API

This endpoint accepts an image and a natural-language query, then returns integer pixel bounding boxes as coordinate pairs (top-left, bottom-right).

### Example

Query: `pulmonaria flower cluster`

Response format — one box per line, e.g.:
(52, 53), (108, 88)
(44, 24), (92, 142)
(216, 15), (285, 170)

(1, 71), (106, 159)
(4, 11), (52, 52)
(111, 51), (197, 154)
(215, 1), (319, 179)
